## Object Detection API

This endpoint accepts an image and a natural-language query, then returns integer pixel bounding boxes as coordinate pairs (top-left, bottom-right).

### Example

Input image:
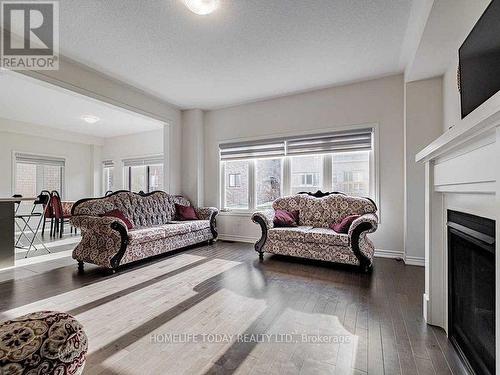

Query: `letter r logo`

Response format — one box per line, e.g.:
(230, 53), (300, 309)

(2, 1), (56, 55)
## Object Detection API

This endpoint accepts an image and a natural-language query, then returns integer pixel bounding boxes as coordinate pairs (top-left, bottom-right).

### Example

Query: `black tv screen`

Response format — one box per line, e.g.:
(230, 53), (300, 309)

(459, 0), (500, 119)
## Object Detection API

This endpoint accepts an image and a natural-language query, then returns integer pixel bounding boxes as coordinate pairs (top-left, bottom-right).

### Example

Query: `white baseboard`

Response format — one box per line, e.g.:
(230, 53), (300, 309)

(218, 236), (425, 267)
(374, 249), (404, 259)
(218, 234), (258, 243)
(404, 255), (425, 267)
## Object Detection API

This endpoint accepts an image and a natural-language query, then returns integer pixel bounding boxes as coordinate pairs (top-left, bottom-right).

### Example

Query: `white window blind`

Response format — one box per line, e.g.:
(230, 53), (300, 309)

(286, 128), (373, 155)
(219, 139), (286, 161)
(219, 128), (373, 160)
(122, 155), (164, 167)
(15, 153), (65, 167)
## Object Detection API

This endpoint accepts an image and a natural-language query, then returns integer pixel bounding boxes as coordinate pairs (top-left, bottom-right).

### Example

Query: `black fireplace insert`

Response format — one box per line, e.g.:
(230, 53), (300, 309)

(448, 210), (495, 375)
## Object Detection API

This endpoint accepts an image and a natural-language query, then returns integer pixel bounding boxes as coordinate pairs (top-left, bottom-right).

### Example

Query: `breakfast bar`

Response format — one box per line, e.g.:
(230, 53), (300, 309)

(0, 197), (36, 269)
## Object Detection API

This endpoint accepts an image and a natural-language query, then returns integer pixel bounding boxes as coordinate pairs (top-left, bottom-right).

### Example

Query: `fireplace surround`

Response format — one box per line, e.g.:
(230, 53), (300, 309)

(416, 86), (500, 373)
(448, 210), (495, 375)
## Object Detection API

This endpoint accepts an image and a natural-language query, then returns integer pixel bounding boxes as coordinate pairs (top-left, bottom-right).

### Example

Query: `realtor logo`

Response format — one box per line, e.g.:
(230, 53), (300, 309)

(1, 1), (59, 70)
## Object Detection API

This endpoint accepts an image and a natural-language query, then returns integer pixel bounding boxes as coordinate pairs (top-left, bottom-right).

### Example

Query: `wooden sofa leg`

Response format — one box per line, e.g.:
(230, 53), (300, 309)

(77, 261), (84, 273)
(361, 263), (373, 273)
(258, 252), (264, 261)
(208, 239), (214, 245)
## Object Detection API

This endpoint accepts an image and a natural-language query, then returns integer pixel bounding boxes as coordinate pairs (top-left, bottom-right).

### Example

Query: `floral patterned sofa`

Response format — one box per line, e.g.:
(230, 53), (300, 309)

(70, 191), (218, 271)
(0, 311), (87, 375)
(251, 192), (378, 272)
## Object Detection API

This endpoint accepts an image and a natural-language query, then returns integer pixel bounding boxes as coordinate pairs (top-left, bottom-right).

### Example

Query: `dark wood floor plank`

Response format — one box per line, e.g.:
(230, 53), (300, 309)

(0, 241), (467, 375)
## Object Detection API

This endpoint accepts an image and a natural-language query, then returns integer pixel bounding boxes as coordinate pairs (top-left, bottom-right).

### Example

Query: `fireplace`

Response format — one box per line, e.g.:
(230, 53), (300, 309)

(448, 210), (495, 375)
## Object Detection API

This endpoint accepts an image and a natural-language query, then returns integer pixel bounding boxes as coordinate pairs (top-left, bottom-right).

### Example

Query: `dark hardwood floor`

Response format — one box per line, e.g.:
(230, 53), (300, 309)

(0, 241), (468, 374)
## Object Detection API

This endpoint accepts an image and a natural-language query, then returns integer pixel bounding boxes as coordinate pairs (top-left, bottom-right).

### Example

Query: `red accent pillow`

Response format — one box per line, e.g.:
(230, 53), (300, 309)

(273, 209), (299, 227)
(175, 204), (199, 220)
(331, 214), (360, 234)
(101, 209), (134, 230)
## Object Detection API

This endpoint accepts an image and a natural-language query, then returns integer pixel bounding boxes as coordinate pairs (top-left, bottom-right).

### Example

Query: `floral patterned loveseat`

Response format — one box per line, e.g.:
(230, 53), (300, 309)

(251, 192), (378, 272)
(70, 191), (218, 271)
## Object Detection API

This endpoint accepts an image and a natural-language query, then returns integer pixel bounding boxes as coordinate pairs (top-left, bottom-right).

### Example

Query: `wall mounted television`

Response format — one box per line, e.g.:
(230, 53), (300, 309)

(459, 0), (500, 119)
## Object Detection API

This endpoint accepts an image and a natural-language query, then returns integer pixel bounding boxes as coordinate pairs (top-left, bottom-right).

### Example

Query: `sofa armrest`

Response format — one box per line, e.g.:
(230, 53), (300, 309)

(70, 215), (129, 236)
(251, 210), (275, 258)
(251, 210), (275, 230)
(348, 213), (378, 239)
(70, 215), (129, 269)
(348, 213), (378, 271)
(194, 207), (219, 240)
(195, 207), (219, 221)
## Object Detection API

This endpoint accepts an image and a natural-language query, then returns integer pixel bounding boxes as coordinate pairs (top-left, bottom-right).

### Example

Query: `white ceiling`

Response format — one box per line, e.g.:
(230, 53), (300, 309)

(0, 73), (164, 138)
(58, 0), (413, 109)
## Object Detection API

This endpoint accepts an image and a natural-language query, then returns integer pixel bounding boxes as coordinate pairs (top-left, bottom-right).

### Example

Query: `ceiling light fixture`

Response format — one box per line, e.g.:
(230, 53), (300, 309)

(81, 115), (100, 124)
(183, 0), (219, 15)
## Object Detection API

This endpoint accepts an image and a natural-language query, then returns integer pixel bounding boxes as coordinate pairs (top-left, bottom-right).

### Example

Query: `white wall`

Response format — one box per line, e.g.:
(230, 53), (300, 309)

(102, 129), (164, 191)
(0, 120), (96, 200)
(443, 63), (461, 132)
(181, 109), (205, 206)
(404, 77), (443, 264)
(204, 74), (405, 253)
(21, 58), (182, 194)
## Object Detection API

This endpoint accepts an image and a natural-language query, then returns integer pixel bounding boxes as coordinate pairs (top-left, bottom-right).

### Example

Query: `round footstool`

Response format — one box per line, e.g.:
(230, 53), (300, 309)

(0, 311), (88, 375)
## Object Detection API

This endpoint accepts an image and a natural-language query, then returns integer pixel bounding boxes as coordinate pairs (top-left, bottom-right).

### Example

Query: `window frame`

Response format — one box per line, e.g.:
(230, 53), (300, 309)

(218, 124), (380, 216)
(122, 156), (164, 194)
(124, 164), (164, 193)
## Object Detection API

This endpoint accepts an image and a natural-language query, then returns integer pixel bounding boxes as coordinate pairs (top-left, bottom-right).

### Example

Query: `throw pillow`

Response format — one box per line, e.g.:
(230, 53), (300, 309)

(331, 214), (360, 234)
(101, 209), (134, 230)
(273, 209), (299, 227)
(176, 204), (199, 220)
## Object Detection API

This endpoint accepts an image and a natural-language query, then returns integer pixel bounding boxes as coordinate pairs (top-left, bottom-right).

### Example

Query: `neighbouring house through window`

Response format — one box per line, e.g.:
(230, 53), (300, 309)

(103, 161), (114, 193)
(224, 160), (250, 209)
(228, 173), (241, 187)
(123, 155), (164, 193)
(219, 127), (375, 211)
(14, 153), (65, 197)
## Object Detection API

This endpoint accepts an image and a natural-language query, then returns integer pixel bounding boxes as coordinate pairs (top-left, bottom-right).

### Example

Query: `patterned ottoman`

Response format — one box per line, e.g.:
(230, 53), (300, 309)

(0, 311), (88, 375)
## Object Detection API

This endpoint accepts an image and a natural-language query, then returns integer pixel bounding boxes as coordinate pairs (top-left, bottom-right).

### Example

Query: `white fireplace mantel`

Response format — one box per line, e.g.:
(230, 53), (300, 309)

(416, 89), (500, 370)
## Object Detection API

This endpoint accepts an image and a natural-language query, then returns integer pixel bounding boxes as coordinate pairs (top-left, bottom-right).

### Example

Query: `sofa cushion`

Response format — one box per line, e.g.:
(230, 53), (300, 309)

(128, 220), (211, 244)
(268, 226), (349, 246)
(128, 226), (168, 243)
(101, 209), (134, 229)
(273, 209), (299, 227)
(273, 194), (376, 228)
(165, 220), (210, 236)
(331, 214), (360, 234)
(175, 204), (199, 221)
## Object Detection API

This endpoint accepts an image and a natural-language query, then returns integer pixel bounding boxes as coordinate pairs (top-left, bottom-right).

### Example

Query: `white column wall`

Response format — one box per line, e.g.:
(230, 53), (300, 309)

(404, 77), (444, 265)
(181, 109), (205, 206)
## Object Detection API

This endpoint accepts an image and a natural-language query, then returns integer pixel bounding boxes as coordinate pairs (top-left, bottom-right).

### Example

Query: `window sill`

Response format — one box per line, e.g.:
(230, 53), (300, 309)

(218, 210), (254, 217)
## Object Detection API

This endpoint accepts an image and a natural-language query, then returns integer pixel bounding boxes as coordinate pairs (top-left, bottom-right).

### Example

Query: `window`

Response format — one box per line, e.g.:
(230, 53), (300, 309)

(123, 156), (164, 193)
(290, 155), (322, 194)
(332, 151), (370, 196)
(103, 161), (114, 193)
(224, 160), (249, 209)
(255, 158), (282, 208)
(228, 173), (241, 187)
(219, 128), (375, 211)
(148, 164), (164, 191)
(14, 153), (65, 197)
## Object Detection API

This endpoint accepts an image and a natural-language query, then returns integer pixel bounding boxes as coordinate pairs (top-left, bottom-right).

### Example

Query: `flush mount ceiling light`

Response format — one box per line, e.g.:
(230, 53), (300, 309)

(183, 0), (219, 15)
(81, 115), (100, 124)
